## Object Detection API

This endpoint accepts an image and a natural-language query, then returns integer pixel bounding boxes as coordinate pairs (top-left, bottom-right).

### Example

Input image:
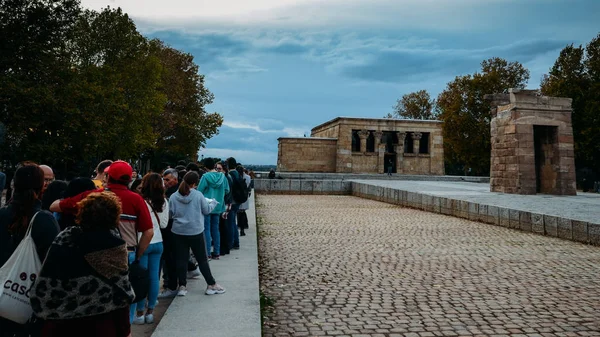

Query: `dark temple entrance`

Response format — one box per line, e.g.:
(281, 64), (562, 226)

(384, 154), (396, 174)
(534, 125), (559, 193)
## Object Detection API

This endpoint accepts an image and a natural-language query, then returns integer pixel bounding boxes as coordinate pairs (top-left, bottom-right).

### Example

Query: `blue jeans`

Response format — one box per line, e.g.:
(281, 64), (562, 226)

(204, 213), (220, 256)
(128, 242), (164, 322)
(229, 203), (240, 248)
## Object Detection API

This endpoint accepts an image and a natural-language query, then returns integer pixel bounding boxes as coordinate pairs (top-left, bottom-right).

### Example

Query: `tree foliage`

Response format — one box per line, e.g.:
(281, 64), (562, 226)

(150, 40), (222, 160)
(390, 90), (437, 120)
(437, 58), (530, 175)
(0, 0), (222, 177)
(541, 33), (600, 177)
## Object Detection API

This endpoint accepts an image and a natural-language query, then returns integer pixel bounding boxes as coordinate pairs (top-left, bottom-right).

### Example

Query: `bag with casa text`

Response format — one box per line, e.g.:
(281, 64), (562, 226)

(0, 212), (42, 324)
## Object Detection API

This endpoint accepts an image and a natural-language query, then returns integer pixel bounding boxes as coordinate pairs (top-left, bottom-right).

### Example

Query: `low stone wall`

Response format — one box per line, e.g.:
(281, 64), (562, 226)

(254, 172), (489, 183)
(351, 181), (600, 246)
(254, 179), (352, 195)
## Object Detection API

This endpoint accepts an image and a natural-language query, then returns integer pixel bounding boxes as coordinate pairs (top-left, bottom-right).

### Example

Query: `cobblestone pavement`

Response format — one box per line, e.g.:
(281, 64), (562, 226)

(257, 195), (600, 337)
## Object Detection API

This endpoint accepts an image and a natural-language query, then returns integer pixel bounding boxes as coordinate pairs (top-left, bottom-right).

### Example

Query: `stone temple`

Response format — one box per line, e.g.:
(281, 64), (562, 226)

(277, 117), (444, 175)
(488, 89), (576, 195)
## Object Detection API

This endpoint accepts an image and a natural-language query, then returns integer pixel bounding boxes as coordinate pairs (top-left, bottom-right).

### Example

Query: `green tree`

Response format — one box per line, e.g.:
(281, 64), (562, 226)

(437, 57), (530, 175)
(391, 90), (437, 120)
(68, 7), (165, 162)
(0, 0), (81, 167)
(150, 39), (223, 161)
(541, 33), (600, 177)
(0, 2), (221, 177)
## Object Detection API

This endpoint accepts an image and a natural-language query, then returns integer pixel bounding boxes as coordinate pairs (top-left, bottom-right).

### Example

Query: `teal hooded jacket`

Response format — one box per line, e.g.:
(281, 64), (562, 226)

(198, 171), (230, 214)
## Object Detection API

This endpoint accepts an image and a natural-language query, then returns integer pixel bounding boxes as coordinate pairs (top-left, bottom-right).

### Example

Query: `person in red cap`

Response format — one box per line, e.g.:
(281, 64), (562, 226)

(50, 160), (154, 261)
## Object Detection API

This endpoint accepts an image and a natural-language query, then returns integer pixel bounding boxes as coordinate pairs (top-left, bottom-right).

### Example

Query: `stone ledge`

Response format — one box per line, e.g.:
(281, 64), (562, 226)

(349, 182), (599, 247)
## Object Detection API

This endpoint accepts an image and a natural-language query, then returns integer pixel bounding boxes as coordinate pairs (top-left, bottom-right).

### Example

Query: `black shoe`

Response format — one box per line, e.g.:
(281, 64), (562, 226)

(232, 246), (240, 250)
(240, 231), (246, 236)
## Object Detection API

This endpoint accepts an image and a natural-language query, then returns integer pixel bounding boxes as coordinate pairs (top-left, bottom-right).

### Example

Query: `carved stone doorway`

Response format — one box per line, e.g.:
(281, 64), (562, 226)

(384, 154), (396, 174)
(534, 125), (559, 194)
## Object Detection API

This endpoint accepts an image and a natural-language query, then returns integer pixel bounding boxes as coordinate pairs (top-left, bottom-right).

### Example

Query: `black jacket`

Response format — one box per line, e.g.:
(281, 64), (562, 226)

(0, 199), (60, 267)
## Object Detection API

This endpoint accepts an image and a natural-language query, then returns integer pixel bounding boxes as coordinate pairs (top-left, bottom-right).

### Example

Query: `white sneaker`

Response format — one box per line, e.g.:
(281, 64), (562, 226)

(187, 267), (201, 279)
(145, 314), (154, 324)
(132, 315), (145, 325)
(177, 285), (188, 296)
(205, 284), (226, 295)
(158, 289), (177, 298)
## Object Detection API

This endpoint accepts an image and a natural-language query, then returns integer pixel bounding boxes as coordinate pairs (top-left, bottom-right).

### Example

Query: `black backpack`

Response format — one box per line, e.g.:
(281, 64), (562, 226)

(231, 172), (249, 204)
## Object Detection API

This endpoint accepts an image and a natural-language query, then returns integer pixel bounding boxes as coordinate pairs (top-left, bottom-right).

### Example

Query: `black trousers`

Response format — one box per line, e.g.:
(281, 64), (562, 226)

(160, 227), (177, 290)
(219, 215), (230, 255)
(162, 227), (199, 290)
(173, 233), (215, 288)
(237, 210), (249, 230)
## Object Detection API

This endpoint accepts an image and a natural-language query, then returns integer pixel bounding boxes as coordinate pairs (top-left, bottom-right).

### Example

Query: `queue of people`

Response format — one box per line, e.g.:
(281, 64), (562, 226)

(0, 157), (253, 337)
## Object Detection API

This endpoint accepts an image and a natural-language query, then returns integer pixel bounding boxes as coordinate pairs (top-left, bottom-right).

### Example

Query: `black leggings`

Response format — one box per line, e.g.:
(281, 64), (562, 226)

(173, 233), (216, 288)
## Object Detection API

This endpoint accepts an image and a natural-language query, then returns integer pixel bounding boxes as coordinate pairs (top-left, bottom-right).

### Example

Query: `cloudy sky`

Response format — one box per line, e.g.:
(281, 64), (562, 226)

(81, 0), (599, 165)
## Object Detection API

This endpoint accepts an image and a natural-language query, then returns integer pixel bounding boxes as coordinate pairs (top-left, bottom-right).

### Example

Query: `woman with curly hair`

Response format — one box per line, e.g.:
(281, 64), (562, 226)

(131, 173), (168, 325)
(31, 192), (134, 337)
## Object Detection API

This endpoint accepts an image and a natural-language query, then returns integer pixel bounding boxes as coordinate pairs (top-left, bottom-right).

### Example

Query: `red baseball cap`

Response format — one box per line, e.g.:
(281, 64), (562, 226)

(107, 160), (132, 182)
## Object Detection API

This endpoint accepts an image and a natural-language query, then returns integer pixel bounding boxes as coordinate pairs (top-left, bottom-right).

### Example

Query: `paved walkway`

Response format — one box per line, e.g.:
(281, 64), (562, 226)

(352, 180), (600, 224)
(151, 192), (261, 337)
(258, 195), (600, 337)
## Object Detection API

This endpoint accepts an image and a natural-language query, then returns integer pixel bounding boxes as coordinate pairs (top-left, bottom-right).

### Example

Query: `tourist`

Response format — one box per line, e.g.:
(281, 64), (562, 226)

(31, 192), (134, 337)
(160, 168), (178, 290)
(128, 169), (140, 189)
(237, 167), (252, 236)
(268, 169), (276, 179)
(226, 157), (246, 250)
(197, 158), (229, 259)
(186, 162), (200, 173)
(49, 161), (154, 323)
(162, 168), (179, 198)
(167, 171), (225, 297)
(0, 163), (61, 336)
(50, 161), (154, 262)
(57, 177), (96, 230)
(216, 161), (233, 256)
(92, 159), (113, 189)
(41, 180), (68, 211)
(39, 164), (55, 195)
(130, 178), (142, 194)
(132, 173), (168, 324)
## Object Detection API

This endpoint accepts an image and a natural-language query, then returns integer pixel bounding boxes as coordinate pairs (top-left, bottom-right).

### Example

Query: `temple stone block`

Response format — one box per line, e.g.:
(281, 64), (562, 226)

(488, 89), (576, 195)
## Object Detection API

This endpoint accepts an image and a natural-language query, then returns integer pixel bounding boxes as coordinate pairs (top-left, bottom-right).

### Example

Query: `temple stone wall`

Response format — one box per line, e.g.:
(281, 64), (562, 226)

(489, 89), (576, 195)
(277, 138), (337, 172)
(350, 153), (379, 173)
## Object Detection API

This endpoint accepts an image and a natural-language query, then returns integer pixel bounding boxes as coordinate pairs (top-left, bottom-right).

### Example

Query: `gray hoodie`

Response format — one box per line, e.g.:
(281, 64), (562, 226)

(169, 189), (211, 236)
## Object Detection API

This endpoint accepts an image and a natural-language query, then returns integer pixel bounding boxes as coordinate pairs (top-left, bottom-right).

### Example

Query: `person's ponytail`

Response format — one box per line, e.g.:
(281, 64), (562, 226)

(178, 171), (199, 196)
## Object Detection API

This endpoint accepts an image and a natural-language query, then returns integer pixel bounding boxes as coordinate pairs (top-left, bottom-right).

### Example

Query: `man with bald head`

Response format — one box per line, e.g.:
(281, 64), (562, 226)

(39, 165), (54, 195)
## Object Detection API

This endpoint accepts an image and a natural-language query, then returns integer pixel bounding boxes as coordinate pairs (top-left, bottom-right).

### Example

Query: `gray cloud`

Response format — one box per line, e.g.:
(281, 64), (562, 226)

(207, 125), (278, 153)
(263, 42), (311, 55)
(151, 26), (572, 83)
(337, 39), (571, 82)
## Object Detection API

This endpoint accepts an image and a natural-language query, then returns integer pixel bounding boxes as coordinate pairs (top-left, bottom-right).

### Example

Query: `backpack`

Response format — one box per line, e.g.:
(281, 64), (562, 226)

(231, 172), (249, 204)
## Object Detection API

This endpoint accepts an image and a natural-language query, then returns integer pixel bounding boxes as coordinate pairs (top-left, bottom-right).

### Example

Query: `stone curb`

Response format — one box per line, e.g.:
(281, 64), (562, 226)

(350, 181), (599, 246)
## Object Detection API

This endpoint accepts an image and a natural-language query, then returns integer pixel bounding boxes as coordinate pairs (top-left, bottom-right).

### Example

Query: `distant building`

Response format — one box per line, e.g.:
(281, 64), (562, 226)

(277, 117), (444, 175)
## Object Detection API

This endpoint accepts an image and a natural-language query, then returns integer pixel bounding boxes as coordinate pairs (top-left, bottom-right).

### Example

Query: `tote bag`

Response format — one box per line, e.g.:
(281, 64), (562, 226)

(0, 212), (42, 324)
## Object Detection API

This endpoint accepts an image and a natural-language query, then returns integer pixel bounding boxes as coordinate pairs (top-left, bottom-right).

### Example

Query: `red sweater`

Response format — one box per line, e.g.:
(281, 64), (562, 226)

(58, 183), (152, 247)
